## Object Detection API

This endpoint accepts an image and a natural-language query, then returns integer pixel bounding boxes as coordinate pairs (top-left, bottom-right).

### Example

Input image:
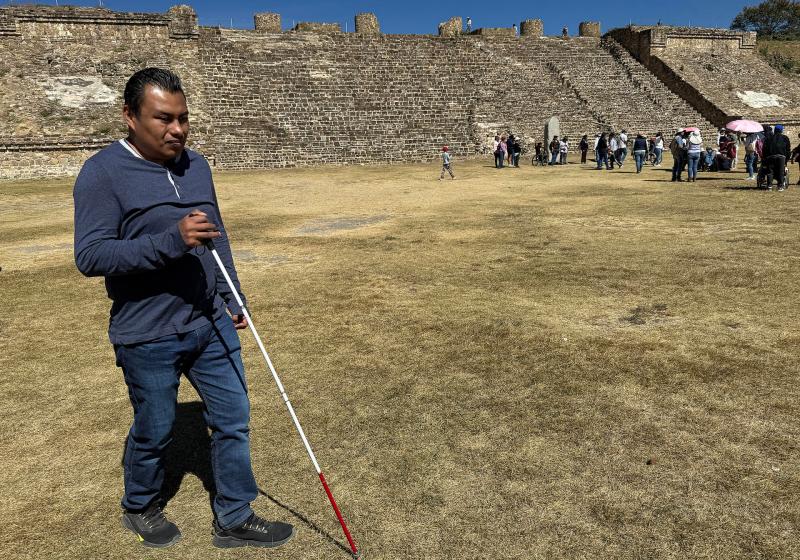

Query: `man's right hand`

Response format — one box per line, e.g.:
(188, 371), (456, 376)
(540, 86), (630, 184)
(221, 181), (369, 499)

(179, 210), (221, 247)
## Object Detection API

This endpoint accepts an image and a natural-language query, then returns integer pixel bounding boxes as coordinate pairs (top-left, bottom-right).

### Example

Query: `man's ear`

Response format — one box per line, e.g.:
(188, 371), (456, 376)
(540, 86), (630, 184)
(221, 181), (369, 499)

(122, 104), (137, 132)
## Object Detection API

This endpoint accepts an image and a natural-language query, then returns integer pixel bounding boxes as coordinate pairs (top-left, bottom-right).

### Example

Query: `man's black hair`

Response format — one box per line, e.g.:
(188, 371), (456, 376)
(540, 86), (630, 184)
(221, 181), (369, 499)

(124, 67), (184, 117)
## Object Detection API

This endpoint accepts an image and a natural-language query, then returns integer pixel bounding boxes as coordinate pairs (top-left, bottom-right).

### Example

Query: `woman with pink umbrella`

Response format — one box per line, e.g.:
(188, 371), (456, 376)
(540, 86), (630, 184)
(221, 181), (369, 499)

(726, 120), (764, 181)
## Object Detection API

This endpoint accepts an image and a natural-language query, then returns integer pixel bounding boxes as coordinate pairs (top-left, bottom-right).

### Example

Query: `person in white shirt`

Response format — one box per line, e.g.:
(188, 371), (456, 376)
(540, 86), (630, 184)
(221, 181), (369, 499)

(609, 133), (619, 169)
(653, 132), (664, 166)
(617, 130), (628, 167)
(559, 137), (569, 165)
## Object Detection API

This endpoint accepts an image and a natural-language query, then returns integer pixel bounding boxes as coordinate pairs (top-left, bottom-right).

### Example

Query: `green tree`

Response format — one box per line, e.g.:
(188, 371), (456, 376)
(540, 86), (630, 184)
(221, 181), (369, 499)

(731, 0), (800, 39)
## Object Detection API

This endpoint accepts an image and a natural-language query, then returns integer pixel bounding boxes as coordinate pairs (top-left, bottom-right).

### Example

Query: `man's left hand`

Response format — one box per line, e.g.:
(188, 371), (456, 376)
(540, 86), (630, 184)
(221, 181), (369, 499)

(232, 314), (248, 329)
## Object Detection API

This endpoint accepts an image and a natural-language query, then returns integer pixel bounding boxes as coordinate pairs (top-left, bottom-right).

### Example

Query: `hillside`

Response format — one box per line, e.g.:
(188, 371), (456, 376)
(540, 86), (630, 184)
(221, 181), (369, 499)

(758, 39), (800, 78)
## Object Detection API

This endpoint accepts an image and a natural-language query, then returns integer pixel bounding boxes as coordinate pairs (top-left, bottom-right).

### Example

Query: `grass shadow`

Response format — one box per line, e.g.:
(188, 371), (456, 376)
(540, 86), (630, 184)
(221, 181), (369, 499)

(258, 487), (356, 557)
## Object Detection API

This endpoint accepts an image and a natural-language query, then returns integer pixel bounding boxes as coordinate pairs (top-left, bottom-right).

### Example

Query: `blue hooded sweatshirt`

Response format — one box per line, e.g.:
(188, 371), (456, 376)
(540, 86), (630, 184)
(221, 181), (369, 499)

(73, 141), (246, 345)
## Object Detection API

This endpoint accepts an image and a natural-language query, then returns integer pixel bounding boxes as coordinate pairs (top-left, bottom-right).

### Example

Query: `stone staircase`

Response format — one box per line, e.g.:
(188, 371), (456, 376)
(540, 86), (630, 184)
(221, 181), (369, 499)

(599, 37), (717, 139)
(544, 60), (615, 131)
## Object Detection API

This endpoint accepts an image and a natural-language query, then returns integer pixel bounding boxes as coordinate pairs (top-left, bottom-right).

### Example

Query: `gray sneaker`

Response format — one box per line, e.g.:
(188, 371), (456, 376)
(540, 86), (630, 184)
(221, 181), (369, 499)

(213, 513), (295, 548)
(121, 503), (181, 548)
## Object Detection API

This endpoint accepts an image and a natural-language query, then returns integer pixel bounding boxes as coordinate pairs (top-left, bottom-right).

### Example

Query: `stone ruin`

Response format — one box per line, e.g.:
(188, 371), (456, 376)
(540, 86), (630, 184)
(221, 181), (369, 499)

(0, 4), (798, 180)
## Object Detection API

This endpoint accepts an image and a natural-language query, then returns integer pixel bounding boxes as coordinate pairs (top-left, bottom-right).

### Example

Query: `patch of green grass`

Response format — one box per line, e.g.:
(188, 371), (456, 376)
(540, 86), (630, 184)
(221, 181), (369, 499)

(758, 39), (800, 76)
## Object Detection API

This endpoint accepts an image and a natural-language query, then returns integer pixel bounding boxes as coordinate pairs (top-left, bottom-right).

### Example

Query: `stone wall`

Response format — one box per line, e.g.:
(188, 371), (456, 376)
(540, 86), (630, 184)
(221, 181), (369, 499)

(0, 5), (751, 180)
(607, 26), (800, 133)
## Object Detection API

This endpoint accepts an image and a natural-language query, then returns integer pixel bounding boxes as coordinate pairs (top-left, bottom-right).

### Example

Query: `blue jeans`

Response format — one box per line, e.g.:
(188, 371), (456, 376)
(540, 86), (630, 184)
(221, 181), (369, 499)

(114, 314), (257, 529)
(596, 151), (608, 169)
(654, 148), (663, 165)
(618, 147), (628, 165)
(495, 152), (504, 168)
(672, 154), (685, 180)
(687, 152), (700, 179)
(745, 152), (756, 177)
(550, 151), (559, 165)
(634, 150), (646, 173)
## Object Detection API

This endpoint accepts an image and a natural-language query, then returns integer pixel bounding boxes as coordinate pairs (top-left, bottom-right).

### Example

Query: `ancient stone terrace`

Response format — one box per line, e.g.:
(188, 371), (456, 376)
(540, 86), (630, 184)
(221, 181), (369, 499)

(0, 5), (789, 179)
(609, 26), (800, 132)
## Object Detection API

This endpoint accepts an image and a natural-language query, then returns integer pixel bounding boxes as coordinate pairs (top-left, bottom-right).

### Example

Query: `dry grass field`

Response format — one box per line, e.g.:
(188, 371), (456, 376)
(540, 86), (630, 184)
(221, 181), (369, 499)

(1, 155), (799, 559)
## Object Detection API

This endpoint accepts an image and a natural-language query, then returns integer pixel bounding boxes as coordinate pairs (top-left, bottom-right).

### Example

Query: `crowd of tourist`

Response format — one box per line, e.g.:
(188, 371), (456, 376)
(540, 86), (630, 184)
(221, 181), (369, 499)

(475, 125), (798, 191)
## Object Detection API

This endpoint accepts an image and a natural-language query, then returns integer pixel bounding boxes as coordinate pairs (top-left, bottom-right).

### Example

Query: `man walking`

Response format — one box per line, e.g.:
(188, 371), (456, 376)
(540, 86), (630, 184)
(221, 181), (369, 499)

(73, 68), (295, 549)
(595, 132), (608, 170)
(670, 129), (687, 182)
(617, 129), (628, 167)
(763, 124), (791, 190)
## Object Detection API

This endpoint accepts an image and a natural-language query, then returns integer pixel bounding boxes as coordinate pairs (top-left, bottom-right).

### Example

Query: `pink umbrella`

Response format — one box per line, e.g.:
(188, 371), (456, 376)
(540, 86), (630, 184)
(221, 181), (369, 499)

(682, 127), (700, 133)
(725, 119), (763, 133)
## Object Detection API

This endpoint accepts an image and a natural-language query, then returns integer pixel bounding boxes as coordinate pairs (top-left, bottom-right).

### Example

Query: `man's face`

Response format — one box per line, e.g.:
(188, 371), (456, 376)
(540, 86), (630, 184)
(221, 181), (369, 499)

(123, 85), (189, 165)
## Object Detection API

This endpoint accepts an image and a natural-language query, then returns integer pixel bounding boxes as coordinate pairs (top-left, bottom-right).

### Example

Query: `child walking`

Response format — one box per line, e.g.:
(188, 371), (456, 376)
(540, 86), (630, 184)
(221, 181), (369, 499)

(440, 146), (455, 180)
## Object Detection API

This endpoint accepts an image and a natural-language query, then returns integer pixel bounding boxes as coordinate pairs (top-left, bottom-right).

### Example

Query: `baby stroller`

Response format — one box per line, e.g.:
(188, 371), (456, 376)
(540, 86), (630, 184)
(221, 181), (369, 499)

(757, 157), (790, 190)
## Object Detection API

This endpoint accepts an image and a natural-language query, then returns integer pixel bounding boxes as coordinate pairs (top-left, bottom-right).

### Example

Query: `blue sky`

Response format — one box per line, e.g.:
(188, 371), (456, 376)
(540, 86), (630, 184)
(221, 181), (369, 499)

(13, 1), (757, 35)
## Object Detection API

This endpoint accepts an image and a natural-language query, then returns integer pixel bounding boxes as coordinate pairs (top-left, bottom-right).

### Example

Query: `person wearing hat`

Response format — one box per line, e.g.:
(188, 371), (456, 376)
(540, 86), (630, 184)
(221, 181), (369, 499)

(686, 130), (703, 182)
(439, 145), (455, 180)
(763, 124), (791, 190)
(670, 128), (687, 182)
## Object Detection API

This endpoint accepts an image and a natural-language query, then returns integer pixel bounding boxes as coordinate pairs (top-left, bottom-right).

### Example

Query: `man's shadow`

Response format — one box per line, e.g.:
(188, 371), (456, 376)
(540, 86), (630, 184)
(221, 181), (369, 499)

(122, 402), (354, 556)
(161, 401), (216, 507)
(120, 402), (216, 508)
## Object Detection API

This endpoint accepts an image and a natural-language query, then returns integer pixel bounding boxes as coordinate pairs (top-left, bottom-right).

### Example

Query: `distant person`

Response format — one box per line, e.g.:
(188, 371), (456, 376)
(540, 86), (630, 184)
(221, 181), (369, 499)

(549, 135), (559, 165)
(466, 16), (472, 33)
(653, 132), (664, 166)
(763, 124), (791, 190)
(670, 129), (686, 181)
(716, 135), (735, 171)
(507, 133), (515, 166)
(579, 134), (589, 163)
(729, 133), (739, 169)
(608, 133), (619, 169)
(715, 128), (726, 149)
(596, 132), (609, 170)
(699, 147), (715, 172)
(493, 134), (503, 168)
(593, 132), (601, 163)
(744, 132), (759, 180)
(439, 145), (455, 180)
(499, 135), (508, 168)
(632, 133), (648, 173)
(511, 137), (521, 167)
(617, 129), (628, 167)
(534, 141), (546, 165)
(686, 130), (703, 182)
(512, 23), (518, 35)
(562, 26), (568, 38)
(559, 136), (569, 165)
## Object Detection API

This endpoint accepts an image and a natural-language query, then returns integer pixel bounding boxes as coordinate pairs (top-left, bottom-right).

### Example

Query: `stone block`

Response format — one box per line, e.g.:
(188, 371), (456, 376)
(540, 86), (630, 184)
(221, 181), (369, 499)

(355, 13), (379, 35)
(520, 19), (543, 38)
(293, 22), (341, 33)
(471, 27), (515, 38)
(438, 17), (461, 37)
(168, 5), (198, 39)
(579, 21), (600, 37)
(254, 12), (281, 33)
